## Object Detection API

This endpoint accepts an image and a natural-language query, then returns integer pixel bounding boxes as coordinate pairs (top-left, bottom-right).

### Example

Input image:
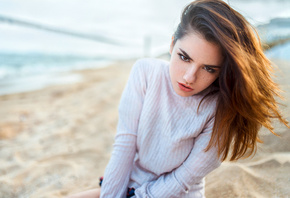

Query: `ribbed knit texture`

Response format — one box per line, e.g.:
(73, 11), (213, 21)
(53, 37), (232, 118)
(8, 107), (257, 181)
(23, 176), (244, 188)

(100, 58), (221, 198)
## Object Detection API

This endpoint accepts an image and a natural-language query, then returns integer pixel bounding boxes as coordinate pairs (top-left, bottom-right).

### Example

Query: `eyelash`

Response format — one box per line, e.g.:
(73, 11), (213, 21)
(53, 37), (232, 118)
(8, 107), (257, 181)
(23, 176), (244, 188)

(203, 66), (216, 73)
(178, 53), (190, 62)
(177, 53), (216, 74)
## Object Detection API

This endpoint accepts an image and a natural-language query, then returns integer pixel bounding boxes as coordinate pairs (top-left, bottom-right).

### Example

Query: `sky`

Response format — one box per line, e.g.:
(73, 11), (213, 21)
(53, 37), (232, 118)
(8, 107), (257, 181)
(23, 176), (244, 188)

(0, 0), (289, 57)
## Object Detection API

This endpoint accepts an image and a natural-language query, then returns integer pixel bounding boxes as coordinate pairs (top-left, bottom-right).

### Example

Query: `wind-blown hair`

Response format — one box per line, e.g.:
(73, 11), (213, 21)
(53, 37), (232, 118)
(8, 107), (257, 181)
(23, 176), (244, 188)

(174, 0), (289, 161)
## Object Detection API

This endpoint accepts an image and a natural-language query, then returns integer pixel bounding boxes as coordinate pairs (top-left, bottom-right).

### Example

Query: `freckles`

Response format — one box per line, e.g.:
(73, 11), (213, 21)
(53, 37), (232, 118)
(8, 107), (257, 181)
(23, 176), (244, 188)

(201, 75), (214, 84)
(201, 74), (208, 81)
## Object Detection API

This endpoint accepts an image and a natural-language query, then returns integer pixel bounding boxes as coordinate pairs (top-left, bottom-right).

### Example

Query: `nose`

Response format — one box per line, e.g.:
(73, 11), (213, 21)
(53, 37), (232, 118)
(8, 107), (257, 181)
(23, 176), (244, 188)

(183, 65), (198, 84)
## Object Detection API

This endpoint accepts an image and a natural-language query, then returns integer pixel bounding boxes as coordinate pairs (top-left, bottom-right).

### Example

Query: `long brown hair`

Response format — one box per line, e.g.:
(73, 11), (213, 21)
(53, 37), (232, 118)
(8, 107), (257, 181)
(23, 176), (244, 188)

(174, 0), (289, 161)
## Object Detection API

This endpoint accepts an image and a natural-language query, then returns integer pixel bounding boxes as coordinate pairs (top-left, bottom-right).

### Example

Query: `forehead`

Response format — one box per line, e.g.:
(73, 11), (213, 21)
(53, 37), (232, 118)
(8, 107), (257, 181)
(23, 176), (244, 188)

(176, 32), (224, 66)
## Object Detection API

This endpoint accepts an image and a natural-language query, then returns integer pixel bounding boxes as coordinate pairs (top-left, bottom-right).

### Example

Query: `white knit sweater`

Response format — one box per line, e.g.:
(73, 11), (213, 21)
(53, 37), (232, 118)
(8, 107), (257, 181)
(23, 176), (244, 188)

(100, 58), (221, 198)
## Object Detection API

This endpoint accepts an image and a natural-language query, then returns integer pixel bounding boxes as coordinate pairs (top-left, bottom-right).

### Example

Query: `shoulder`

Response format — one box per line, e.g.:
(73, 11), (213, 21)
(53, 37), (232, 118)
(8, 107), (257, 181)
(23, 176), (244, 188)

(132, 58), (169, 75)
(127, 58), (169, 91)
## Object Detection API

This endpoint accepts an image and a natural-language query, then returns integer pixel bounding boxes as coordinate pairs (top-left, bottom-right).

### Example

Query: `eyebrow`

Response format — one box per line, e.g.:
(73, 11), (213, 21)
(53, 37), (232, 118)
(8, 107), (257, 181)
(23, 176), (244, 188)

(179, 48), (193, 61)
(204, 64), (222, 68)
(179, 48), (222, 68)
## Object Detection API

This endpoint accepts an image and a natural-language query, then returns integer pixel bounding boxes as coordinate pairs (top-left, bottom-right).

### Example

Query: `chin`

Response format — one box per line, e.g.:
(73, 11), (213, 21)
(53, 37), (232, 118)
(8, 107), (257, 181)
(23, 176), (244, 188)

(175, 90), (195, 97)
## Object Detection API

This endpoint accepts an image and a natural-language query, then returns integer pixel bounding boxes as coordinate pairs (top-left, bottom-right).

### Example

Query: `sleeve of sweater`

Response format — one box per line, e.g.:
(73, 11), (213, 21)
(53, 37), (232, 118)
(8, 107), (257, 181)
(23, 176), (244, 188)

(100, 60), (147, 198)
(134, 116), (221, 198)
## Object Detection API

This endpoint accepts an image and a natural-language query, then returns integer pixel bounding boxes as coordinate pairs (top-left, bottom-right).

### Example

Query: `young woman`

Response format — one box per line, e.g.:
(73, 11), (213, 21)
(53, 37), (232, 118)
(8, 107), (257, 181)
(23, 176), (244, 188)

(67, 0), (289, 197)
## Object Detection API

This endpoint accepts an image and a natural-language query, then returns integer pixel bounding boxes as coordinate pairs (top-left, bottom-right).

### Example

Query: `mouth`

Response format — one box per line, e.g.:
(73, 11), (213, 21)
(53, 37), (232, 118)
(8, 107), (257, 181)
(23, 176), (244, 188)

(178, 82), (194, 92)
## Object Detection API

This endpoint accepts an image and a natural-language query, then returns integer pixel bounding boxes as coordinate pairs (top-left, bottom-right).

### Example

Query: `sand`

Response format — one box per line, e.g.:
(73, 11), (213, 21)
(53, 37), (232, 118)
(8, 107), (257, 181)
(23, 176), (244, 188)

(0, 58), (289, 198)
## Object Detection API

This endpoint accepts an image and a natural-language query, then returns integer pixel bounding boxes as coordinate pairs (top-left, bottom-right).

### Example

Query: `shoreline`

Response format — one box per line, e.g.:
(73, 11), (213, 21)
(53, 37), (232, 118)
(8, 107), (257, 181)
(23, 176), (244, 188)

(0, 57), (117, 97)
(1, 31), (289, 97)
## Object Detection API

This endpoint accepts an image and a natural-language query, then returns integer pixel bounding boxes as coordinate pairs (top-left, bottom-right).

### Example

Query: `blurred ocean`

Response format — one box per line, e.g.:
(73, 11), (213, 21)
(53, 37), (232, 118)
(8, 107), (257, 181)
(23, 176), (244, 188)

(0, 0), (290, 95)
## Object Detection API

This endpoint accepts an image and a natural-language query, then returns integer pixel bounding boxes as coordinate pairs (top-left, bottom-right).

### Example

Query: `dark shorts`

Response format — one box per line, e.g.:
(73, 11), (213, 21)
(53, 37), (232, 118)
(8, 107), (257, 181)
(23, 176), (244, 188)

(99, 177), (135, 198)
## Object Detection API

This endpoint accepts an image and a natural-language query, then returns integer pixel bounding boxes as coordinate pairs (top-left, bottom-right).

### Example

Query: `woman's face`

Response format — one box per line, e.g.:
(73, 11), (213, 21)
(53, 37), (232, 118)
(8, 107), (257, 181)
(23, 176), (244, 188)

(169, 32), (223, 97)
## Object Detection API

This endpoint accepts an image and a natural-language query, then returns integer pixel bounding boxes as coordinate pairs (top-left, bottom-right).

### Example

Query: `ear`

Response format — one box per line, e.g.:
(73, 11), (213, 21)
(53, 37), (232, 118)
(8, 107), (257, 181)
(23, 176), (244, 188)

(169, 36), (174, 55)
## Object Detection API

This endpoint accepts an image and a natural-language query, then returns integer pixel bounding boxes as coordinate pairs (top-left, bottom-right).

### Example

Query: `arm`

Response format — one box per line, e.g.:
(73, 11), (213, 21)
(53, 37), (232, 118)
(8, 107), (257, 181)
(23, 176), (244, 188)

(134, 117), (221, 198)
(100, 60), (147, 198)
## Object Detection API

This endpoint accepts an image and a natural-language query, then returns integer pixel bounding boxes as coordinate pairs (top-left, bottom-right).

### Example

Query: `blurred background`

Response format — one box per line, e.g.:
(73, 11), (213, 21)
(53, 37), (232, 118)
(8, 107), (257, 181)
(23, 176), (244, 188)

(1, 0), (290, 197)
(0, 0), (290, 95)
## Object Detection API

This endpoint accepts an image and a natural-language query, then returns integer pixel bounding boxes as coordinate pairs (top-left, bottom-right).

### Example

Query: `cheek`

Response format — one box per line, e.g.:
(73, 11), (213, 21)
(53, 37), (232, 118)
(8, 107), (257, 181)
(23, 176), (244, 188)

(170, 60), (182, 77)
(201, 74), (219, 85)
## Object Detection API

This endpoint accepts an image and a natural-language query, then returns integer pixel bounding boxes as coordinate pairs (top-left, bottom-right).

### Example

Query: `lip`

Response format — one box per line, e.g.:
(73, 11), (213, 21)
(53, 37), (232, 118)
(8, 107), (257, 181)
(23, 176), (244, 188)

(178, 82), (194, 92)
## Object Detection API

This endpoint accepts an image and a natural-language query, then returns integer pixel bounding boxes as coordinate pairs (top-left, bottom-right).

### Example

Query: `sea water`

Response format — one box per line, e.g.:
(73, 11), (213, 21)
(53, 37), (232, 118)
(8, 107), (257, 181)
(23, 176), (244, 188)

(0, 0), (289, 95)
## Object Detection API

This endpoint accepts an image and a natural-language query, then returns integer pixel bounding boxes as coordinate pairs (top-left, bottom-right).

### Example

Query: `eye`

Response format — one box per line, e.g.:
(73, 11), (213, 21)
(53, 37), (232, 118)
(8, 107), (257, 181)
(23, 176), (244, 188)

(203, 66), (216, 73)
(178, 53), (190, 62)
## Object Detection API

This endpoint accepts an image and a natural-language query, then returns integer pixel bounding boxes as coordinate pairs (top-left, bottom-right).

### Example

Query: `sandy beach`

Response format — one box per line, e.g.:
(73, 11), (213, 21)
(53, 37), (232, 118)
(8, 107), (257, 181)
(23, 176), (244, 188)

(0, 58), (289, 198)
